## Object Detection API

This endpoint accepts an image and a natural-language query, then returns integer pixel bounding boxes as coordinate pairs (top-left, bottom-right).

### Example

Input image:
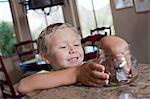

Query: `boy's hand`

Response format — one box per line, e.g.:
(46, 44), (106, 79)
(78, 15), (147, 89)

(76, 62), (109, 87)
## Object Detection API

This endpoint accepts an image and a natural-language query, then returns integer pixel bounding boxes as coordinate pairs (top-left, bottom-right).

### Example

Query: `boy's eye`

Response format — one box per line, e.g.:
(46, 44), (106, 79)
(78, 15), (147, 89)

(59, 45), (67, 49)
(74, 44), (80, 46)
(60, 46), (66, 49)
(74, 42), (81, 46)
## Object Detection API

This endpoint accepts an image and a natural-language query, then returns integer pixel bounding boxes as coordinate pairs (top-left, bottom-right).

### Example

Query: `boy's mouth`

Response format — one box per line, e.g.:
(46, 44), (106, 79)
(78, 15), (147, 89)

(68, 57), (79, 64)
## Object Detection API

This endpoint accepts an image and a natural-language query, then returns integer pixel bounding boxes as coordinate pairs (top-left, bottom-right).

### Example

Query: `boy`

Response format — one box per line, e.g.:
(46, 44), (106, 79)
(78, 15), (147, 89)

(17, 23), (137, 96)
(17, 23), (109, 96)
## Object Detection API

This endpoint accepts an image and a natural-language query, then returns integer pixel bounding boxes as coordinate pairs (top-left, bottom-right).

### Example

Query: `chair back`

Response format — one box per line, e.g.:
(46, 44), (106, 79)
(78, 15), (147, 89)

(15, 40), (38, 62)
(82, 26), (111, 61)
(0, 56), (19, 98)
(91, 26), (111, 36)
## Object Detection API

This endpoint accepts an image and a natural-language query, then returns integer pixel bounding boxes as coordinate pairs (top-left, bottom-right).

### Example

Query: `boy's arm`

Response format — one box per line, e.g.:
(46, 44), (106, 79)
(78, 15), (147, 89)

(17, 62), (109, 96)
(17, 67), (78, 95)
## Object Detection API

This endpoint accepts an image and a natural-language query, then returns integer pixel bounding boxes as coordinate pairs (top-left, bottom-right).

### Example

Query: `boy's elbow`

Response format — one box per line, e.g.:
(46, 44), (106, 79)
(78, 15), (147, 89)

(16, 80), (30, 95)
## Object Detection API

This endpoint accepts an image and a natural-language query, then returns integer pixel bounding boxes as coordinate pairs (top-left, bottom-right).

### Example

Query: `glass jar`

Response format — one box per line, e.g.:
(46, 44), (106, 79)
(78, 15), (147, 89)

(96, 47), (137, 86)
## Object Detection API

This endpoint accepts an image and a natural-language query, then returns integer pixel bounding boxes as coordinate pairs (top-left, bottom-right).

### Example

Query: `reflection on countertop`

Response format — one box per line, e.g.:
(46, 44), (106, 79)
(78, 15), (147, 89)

(25, 64), (150, 99)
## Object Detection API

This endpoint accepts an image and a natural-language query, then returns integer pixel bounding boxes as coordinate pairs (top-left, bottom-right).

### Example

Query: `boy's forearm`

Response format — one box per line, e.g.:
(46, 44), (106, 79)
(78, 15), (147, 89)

(17, 67), (78, 95)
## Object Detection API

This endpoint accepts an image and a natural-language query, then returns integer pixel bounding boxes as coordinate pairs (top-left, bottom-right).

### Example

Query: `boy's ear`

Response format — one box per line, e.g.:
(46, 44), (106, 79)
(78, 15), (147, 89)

(39, 52), (51, 64)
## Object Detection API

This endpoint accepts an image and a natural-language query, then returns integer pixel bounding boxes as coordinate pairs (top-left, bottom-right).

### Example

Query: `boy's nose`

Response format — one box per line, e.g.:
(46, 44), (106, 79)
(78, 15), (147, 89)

(69, 46), (77, 54)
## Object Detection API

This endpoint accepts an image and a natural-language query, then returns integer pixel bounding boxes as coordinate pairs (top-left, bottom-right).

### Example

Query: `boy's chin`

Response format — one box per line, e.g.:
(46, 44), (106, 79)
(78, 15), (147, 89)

(53, 63), (81, 70)
(65, 63), (81, 68)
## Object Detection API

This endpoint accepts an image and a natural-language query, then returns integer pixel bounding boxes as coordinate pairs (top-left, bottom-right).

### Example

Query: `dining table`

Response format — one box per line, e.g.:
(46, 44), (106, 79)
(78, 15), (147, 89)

(24, 64), (150, 99)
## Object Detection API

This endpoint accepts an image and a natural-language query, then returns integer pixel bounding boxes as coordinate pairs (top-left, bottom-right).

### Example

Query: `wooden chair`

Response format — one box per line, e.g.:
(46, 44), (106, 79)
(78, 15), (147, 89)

(81, 34), (105, 61)
(14, 40), (52, 71)
(0, 56), (21, 98)
(90, 26), (111, 36)
(82, 26), (111, 61)
(14, 40), (38, 62)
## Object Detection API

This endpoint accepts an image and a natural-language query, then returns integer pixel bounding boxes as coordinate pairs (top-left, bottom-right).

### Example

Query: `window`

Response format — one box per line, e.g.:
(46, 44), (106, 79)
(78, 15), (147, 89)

(0, 0), (16, 56)
(76, 0), (114, 38)
(27, 6), (64, 40)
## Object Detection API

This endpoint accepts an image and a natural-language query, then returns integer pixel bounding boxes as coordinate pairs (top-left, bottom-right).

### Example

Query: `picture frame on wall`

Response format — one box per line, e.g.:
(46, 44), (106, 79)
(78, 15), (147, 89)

(114, 0), (134, 9)
(134, 0), (150, 12)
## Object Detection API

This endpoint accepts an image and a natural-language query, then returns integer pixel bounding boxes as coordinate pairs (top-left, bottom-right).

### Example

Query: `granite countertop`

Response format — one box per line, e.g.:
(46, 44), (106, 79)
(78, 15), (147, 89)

(25, 64), (150, 99)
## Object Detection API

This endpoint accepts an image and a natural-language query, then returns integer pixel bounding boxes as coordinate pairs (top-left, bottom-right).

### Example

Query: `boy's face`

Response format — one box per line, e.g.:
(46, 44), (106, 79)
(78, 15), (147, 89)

(45, 27), (84, 70)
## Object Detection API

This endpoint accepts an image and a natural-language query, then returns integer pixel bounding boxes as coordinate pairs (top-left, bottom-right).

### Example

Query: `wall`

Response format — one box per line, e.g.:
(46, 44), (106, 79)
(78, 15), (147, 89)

(110, 0), (150, 64)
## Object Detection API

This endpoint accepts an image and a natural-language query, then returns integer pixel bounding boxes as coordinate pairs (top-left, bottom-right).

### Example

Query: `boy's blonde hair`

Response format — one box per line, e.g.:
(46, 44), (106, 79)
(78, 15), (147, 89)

(37, 23), (81, 54)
